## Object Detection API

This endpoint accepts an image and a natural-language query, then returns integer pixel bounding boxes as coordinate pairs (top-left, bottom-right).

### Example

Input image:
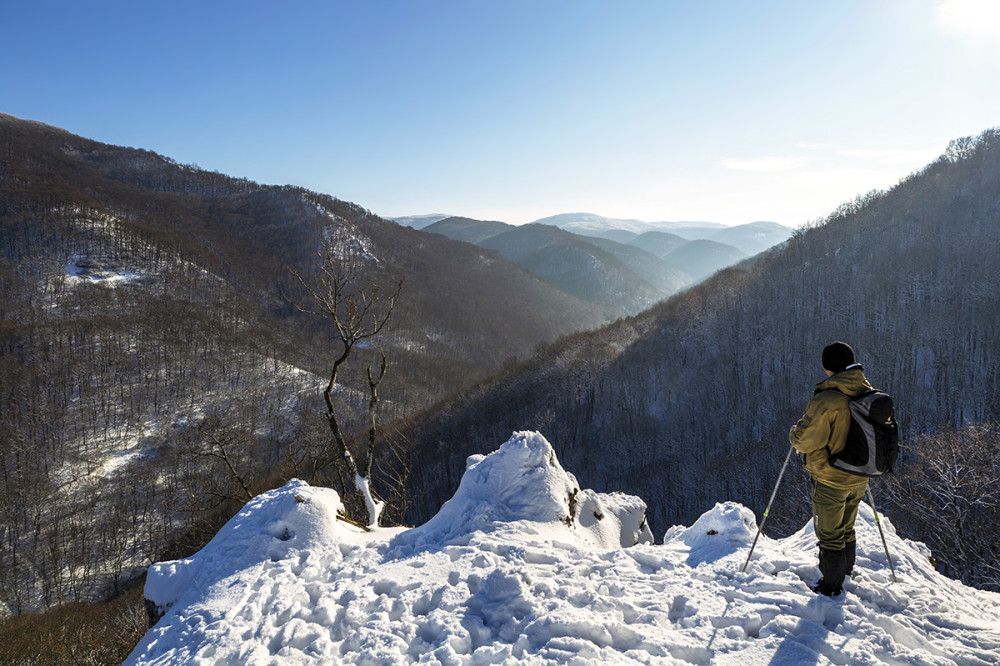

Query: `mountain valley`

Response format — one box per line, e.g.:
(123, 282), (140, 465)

(2, 115), (999, 660)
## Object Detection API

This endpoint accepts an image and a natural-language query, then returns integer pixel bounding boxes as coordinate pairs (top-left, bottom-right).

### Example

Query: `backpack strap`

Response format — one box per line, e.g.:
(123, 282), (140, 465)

(816, 387), (878, 399)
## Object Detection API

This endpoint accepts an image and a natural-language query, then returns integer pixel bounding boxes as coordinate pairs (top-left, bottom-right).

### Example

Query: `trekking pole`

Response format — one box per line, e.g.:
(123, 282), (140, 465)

(742, 444), (794, 573)
(866, 486), (898, 583)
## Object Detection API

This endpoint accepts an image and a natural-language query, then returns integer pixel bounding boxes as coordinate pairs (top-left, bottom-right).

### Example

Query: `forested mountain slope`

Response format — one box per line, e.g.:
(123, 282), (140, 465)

(403, 129), (1000, 590)
(0, 114), (612, 403)
(0, 113), (612, 611)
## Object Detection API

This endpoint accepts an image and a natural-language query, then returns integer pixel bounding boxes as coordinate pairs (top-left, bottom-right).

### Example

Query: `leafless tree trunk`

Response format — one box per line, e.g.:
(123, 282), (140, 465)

(288, 238), (401, 527)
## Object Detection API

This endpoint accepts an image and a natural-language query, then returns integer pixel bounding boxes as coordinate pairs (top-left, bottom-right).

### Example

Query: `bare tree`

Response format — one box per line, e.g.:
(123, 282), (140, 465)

(288, 238), (402, 527)
(883, 423), (1000, 590)
(195, 421), (255, 504)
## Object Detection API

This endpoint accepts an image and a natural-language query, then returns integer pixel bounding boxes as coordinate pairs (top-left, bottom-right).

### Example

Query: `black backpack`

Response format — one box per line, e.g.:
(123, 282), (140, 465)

(827, 389), (899, 477)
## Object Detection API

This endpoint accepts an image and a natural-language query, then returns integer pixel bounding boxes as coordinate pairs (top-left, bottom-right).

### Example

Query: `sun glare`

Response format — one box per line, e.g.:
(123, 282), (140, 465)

(936, 0), (1000, 39)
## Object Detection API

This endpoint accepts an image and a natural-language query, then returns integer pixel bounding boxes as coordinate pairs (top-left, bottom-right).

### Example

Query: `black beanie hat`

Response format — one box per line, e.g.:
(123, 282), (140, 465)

(822, 341), (856, 373)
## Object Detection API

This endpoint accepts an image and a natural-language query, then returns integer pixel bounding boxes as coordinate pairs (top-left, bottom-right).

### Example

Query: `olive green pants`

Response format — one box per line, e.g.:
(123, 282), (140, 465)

(811, 480), (867, 552)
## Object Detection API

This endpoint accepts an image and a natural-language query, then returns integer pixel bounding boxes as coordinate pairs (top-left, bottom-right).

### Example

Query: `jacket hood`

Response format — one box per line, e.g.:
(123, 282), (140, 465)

(814, 366), (873, 398)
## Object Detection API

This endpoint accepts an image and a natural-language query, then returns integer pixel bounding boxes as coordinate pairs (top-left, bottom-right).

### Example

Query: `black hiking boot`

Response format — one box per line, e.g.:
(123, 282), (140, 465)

(811, 578), (843, 596)
(845, 540), (856, 578)
(812, 547), (848, 596)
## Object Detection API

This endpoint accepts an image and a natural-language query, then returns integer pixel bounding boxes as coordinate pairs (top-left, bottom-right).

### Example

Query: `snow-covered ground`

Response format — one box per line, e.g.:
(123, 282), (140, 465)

(127, 432), (1000, 665)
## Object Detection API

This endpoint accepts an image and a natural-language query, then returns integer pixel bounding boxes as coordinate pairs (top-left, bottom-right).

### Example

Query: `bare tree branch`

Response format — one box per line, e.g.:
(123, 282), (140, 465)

(196, 423), (253, 503)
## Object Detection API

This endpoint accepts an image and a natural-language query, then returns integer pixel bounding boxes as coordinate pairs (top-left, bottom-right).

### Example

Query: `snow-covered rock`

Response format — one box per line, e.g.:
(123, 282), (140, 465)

(662, 501), (757, 566)
(143, 479), (350, 621)
(127, 432), (1000, 665)
(573, 487), (655, 549)
(389, 431), (652, 554)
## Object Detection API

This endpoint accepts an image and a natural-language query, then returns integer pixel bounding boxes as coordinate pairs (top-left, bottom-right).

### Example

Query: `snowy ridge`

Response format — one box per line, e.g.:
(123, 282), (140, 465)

(127, 432), (1000, 665)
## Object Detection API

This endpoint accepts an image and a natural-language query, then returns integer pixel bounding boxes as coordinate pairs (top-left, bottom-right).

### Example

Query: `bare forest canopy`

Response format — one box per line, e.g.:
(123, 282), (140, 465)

(401, 128), (1000, 592)
(0, 113), (611, 613)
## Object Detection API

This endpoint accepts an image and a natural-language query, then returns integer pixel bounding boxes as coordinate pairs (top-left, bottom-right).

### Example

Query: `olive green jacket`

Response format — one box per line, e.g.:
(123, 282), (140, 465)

(789, 367), (873, 490)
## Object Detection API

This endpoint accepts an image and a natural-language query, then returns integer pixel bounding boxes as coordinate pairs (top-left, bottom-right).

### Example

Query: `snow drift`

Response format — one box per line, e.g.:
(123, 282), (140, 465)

(128, 431), (1000, 665)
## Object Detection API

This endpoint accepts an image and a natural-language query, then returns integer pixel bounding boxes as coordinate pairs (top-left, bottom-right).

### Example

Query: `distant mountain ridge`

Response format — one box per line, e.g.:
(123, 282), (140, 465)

(425, 217), (691, 315)
(536, 212), (792, 257)
(531, 212), (672, 235)
(628, 230), (688, 257)
(389, 214), (450, 229)
(423, 214), (790, 315)
(663, 238), (747, 282)
(420, 216), (511, 244)
(401, 212), (792, 256)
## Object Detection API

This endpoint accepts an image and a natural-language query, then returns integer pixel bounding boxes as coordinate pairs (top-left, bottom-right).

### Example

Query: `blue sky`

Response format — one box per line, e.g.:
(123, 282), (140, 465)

(3, 0), (999, 226)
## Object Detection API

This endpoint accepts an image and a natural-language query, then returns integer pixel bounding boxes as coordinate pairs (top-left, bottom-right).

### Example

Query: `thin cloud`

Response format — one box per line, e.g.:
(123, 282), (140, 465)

(837, 146), (946, 167)
(716, 156), (808, 172)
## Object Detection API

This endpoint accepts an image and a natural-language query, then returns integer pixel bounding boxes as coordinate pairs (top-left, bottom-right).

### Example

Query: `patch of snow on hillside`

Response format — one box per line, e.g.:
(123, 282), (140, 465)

(310, 198), (379, 263)
(65, 258), (143, 285)
(127, 432), (1000, 665)
(51, 207), (231, 291)
(322, 223), (378, 263)
(100, 446), (143, 476)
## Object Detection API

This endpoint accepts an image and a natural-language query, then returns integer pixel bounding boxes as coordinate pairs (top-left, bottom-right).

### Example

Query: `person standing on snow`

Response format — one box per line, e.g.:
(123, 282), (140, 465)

(789, 341), (873, 597)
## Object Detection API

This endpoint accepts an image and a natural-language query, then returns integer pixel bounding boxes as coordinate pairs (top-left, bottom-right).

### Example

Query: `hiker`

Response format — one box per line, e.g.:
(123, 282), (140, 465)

(789, 341), (873, 596)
